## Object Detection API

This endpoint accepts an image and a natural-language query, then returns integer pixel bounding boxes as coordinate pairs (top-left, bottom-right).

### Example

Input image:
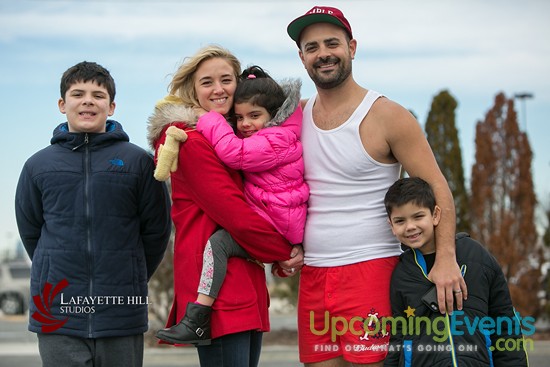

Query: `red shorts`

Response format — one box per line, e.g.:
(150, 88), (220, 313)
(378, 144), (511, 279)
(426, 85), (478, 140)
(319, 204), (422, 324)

(297, 256), (399, 364)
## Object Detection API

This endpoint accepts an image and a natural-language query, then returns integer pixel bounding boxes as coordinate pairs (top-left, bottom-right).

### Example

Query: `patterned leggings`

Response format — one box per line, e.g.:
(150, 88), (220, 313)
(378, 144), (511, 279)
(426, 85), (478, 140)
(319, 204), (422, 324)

(198, 229), (250, 299)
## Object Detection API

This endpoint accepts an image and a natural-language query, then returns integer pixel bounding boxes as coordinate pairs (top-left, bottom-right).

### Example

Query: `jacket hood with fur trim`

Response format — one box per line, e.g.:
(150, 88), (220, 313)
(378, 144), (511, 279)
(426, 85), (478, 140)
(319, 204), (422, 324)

(146, 78), (302, 149)
(265, 78), (301, 128)
(146, 102), (197, 151)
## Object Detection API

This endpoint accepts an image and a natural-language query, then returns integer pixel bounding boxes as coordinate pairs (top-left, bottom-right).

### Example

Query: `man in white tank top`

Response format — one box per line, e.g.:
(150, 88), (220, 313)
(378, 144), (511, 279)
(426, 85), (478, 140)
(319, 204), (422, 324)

(285, 6), (467, 367)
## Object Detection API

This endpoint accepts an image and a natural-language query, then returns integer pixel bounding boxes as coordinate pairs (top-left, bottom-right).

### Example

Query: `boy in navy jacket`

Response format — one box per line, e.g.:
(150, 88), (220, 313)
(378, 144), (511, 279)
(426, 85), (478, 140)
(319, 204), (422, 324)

(15, 61), (171, 367)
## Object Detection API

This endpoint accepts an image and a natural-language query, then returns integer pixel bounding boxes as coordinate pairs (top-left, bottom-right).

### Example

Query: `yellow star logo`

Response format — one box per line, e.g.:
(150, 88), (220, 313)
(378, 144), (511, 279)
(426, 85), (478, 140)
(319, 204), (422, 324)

(404, 305), (416, 318)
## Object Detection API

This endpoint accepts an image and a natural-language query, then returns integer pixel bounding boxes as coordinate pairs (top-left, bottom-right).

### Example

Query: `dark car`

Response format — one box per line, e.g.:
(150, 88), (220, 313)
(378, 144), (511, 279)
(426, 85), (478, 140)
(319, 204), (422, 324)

(0, 261), (31, 315)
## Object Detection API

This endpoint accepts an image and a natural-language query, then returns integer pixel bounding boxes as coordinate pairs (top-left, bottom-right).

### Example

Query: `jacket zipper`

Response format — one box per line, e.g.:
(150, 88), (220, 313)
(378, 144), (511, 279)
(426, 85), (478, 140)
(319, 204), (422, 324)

(80, 134), (94, 338)
(412, 250), (465, 367)
(72, 134), (89, 151)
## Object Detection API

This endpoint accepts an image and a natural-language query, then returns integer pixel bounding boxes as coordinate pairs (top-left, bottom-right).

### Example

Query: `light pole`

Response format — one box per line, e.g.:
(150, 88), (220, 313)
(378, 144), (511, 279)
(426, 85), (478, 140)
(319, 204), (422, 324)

(514, 92), (534, 130)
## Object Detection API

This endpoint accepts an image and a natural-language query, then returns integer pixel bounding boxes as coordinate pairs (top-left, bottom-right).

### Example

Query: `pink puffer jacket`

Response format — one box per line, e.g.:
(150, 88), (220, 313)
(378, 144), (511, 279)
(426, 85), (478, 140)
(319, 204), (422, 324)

(196, 79), (308, 244)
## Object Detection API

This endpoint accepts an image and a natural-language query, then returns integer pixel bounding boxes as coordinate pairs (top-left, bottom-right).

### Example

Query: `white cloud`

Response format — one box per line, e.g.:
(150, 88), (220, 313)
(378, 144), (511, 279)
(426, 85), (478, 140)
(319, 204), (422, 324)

(1, 0), (549, 248)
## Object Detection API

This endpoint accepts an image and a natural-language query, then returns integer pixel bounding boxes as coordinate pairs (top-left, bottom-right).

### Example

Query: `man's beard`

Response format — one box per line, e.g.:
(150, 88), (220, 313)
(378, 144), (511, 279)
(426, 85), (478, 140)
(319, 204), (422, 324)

(308, 56), (352, 90)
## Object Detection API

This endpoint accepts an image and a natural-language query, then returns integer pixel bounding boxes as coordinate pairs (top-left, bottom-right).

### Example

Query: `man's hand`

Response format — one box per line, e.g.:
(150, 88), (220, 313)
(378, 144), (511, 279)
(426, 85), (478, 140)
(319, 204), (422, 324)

(428, 254), (467, 314)
(275, 245), (304, 277)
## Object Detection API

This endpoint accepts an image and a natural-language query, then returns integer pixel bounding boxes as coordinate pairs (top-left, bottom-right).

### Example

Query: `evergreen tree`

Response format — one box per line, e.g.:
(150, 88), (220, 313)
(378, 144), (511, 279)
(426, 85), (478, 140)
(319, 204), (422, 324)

(470, 92), (541, 316)
(425, 90), (470, 232)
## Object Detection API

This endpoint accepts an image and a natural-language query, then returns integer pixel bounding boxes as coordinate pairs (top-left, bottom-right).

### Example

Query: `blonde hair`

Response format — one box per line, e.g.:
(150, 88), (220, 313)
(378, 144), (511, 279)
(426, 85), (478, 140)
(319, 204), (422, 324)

(168, 45), (241, 107)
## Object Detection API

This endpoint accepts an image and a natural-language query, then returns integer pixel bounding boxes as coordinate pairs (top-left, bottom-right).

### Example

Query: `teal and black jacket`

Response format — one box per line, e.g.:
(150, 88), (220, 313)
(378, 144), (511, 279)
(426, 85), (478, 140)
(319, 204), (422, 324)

(384, 233), (529, 367)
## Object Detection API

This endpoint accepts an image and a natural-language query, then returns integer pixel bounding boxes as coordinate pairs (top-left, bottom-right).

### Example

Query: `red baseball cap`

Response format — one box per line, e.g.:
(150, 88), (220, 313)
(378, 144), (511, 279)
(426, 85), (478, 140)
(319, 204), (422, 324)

(287, 6), (353, 46)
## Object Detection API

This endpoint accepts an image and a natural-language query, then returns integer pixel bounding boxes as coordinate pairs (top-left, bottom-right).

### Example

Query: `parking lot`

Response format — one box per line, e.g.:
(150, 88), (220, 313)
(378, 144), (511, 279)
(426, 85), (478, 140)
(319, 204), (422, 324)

(2, 313), (550, 367)
(1, 270), (549, 367)
(0, 314), (300, 367)
(0, 261), (30, 316)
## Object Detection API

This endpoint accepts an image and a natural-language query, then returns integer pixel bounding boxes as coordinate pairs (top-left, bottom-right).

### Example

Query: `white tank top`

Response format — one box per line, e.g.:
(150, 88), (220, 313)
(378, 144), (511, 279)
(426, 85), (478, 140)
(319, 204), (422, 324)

(301, 90), (402, 266)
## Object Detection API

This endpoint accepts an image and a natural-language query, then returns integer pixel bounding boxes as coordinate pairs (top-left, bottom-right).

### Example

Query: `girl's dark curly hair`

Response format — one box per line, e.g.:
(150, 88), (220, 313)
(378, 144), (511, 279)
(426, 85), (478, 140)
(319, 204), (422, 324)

(233, 65), (286, 119)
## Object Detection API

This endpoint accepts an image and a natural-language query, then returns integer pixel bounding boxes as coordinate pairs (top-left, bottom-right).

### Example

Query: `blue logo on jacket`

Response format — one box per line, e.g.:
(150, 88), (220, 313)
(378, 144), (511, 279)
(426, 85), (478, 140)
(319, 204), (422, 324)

(110, 159), (124, 167)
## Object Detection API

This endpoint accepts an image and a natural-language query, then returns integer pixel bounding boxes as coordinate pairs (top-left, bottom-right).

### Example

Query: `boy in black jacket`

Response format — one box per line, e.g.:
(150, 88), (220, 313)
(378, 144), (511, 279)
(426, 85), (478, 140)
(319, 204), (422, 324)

(383, 177), (528, 366)
(15, 61), (171, 367)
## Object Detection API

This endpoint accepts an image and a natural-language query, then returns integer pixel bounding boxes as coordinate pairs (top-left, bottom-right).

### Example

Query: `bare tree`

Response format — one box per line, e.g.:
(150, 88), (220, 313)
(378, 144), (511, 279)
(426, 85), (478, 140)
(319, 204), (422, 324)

(145, 229), (174, 346)
(145, 177), (174, 345)
(470, 92), (541, 316)
(541, 197), (550, 318)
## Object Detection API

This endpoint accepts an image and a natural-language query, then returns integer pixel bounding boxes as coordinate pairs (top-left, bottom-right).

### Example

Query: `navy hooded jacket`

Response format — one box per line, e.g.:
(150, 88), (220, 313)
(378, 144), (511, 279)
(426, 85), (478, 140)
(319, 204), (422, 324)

(15, 120), (171, 338)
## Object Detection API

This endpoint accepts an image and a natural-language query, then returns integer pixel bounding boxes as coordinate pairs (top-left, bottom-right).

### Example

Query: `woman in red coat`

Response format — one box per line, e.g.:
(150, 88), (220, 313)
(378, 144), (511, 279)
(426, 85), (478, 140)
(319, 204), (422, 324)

(147, 45), (303, 367)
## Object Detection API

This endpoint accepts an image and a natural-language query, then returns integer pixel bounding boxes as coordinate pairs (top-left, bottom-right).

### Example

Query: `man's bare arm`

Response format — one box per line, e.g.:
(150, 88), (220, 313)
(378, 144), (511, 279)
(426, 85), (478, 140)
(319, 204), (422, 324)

(379, 100), (467, 313)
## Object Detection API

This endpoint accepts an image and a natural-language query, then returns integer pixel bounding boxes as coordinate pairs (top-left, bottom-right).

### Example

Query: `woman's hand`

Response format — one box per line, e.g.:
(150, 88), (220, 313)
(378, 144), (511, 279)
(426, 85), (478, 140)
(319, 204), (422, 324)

(274, 245), (304, 277)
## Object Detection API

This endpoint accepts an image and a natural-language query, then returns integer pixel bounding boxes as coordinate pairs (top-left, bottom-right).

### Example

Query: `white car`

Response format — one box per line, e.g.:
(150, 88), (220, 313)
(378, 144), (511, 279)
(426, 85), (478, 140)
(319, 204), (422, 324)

(0, 261), (30, 315)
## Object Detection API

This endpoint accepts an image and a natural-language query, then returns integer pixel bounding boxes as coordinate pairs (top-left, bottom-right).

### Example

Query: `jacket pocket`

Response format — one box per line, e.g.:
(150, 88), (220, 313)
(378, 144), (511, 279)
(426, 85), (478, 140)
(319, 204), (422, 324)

(39, 255), (51, 291)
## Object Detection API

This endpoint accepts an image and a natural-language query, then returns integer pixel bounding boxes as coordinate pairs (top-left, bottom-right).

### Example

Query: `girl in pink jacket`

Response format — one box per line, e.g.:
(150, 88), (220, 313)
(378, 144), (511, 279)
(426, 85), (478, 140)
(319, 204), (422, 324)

(156, 66), (309, 345)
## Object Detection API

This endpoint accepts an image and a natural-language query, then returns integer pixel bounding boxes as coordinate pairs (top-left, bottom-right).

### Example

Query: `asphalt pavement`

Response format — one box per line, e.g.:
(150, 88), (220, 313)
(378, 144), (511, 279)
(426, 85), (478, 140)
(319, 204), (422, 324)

(0, 313), (300, 367)
(2, 313), (549, 367)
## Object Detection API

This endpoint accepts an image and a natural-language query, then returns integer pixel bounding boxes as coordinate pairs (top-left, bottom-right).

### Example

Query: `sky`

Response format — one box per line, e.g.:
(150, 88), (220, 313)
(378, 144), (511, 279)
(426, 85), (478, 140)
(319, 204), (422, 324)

(1, 0), (549, 255)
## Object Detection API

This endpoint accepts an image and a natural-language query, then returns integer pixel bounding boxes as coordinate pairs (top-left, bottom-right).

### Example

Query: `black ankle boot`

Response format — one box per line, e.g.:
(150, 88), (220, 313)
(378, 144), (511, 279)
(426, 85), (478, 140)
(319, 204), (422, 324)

(156, 302), (212, 345)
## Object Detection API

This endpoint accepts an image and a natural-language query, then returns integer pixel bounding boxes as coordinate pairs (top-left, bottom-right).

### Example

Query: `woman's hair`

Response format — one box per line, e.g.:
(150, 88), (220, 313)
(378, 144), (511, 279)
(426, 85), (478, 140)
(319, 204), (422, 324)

(234, 65), (286, 119)
(168, 45), (241, 107)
